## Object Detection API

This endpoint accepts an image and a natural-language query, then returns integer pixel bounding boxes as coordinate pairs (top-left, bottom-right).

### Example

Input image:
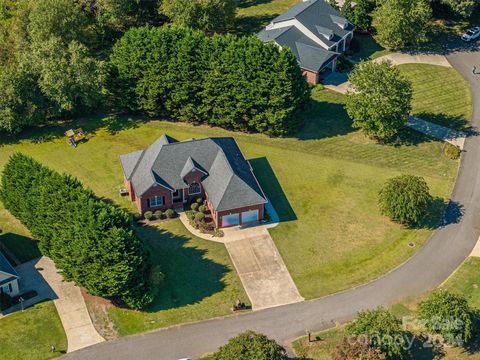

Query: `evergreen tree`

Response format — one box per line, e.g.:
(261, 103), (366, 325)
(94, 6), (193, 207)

(0, 153), (155, 309)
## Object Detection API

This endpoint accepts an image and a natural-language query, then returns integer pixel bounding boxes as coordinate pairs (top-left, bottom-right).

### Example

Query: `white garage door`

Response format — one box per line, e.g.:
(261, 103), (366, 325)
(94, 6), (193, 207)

(222, 213), (240, 227)
(241, 209), (259, 224)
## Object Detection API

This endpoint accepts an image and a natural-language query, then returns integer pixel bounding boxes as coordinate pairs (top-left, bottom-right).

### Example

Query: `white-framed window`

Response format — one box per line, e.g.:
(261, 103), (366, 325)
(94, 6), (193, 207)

(188, 182), (201, 195)
(148, 196), (164, 208)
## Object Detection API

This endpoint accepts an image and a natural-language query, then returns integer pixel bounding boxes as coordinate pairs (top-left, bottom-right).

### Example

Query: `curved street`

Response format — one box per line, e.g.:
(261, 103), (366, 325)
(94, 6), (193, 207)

(64, 40), (480, 360)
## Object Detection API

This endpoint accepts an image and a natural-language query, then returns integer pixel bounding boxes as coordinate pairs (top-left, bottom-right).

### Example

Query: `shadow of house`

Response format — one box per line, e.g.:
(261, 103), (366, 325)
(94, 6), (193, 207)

(135, 225), (230, 312)
(248, 157), (297, 223)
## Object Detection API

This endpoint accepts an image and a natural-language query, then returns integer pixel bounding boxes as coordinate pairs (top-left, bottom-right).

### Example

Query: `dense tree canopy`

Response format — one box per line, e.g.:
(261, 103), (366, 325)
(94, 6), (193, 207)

(110, 26), (310, 136)
(378, 175), (432, 226)
(160, 0), (236, 32)
(438, 0), (479, 17)
(346, 61), (412, 142)
(373, 0), (432, 49)
(417, 290), (474, 345)
(213, 331), (288, 360)
(347, 308), (407, 359)
(0, 153), (155, 309)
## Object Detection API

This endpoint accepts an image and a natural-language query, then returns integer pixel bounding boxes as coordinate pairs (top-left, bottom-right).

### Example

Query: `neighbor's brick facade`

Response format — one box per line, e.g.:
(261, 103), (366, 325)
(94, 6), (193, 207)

(303, 69), (319, 84)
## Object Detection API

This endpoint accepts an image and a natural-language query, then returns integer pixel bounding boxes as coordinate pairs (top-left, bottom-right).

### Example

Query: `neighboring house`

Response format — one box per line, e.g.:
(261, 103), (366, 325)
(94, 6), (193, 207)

(120, 135), (267, 228)
(0, 251), (19, 297)
(258, 0), (354, 84)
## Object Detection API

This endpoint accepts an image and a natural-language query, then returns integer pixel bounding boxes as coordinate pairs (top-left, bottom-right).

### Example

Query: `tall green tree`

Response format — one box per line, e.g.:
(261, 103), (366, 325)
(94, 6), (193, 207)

(0, 153), (155, 309)
(213, 331), (288, 360)
(31, 37), (106, 114)
(341, 0), (355, 24)
(27, 0), (89, 44)
(440, 0), (479, 17)
(353, 0), (371, 31)
(373, 0), (432, 49)
(346, 60), (412, 141)
(159, 0), (236, 32)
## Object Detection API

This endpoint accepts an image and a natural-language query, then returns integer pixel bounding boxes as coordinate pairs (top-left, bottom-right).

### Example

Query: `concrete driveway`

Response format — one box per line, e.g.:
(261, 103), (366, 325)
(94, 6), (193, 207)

(225, 229), (303, 310)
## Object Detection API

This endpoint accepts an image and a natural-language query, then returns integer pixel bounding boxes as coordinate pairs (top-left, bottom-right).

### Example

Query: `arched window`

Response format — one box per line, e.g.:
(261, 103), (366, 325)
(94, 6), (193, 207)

(188, 182), (201, 195)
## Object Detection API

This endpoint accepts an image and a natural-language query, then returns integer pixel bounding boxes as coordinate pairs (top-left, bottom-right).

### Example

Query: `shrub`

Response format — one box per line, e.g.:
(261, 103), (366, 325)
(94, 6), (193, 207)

(186, 210), (195, 221)
(133, 213), (142, 222)
(417, 290), (473, 346)
(144, 211), (153, 220)
(110, 26), (310, 137)
(378, 175), (432, 226)
(214, 229), (224, 238)
(196, 197), (203, 204)
(333, 337), (386, 360)
(213, 330), (288, 360)
(336, 55), (353, 72)
(195, 212), (205, 222)
(444, 143), (461, 160)
(0, 153), (153, 309)
(198, 205), (206, 213)
(165, 208), (176, 219)
(191, 202), (199, 211)
(346, 308), (406, 358)
(154, 210), (163, 219)
(0, 293), (12, 310)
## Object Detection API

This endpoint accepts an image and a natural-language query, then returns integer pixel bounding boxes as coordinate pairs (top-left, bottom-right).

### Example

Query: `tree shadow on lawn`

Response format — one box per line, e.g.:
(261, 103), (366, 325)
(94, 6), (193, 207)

(135, 225), (230, 312)
(237, 0), (273, 8)
(294, 97), (354, 141)
(0, 233), (41, 265)
(0, 113), (143, 147)
(249, 157), (297, 222)
(235, 14), (278, 35)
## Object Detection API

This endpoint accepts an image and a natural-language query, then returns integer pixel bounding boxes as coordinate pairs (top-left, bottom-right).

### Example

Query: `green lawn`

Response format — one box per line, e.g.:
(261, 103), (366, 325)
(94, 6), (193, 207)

(0, 301), (67, 360)
(292, 257), (480, 360)
(0, 86), (461, 311)
(107, 220), (248, 336)
(398, 64), (472, 131)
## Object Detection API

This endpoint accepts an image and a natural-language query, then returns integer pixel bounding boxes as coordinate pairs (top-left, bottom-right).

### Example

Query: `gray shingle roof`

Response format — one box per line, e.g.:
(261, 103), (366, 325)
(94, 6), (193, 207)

(120, 136), (267, 212)
(0, 251), (18, 278)
(258, 0), (353, 71)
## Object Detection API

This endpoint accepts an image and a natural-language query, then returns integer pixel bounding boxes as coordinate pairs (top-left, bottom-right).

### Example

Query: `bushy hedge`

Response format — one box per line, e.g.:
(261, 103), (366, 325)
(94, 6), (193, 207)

(110, 26), (311, 136)
(0, 153), (153, 309)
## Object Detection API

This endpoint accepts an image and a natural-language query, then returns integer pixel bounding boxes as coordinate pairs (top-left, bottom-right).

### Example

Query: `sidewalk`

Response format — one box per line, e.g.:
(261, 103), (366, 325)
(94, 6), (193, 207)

(407, 117), (466, 150)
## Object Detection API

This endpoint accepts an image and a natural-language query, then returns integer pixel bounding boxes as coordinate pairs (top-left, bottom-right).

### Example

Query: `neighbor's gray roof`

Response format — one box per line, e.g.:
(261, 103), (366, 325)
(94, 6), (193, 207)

(259, 26), (338, 72)
(271, 0), (354, 47)
(120, 136), (267, 212)
(0, 251), (18, 278)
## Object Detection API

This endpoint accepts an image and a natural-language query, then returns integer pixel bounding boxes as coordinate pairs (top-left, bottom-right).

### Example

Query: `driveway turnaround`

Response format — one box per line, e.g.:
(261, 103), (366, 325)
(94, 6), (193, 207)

(37, 257), (104, 353)
(63, 41), (480, 360)
(225, 229), (303, 310)
(374, 52), (452, 67)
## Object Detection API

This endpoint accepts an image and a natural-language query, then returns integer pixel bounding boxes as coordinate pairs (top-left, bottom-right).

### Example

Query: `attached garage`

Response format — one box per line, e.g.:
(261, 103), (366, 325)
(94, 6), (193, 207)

(221, 213), (240, 227)
(241, 209), (259, 224)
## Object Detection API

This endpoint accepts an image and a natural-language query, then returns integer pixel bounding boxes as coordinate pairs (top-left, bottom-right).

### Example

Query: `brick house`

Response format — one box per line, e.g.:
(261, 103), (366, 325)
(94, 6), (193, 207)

(257, 0), (354, 84)
(0, 251), (19, 298)
(120, 135), (267, 228)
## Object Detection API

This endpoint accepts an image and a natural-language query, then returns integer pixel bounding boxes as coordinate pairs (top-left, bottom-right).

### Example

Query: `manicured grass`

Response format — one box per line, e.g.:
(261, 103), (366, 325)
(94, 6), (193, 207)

(350, 34), (391, 61)
(397, 64), (472, 131)
(0, 86), (461, 307)
(442, 257), (480, 309)
(107, 220), (248, 336)
(236, 0), (300, 34)
(292, 257), (480, 359)
(0, 301), (67, 360)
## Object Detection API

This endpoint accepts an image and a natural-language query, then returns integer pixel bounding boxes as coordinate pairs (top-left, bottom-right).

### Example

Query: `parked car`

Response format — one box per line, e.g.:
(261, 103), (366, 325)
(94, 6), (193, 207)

(461, 27), (480, 42)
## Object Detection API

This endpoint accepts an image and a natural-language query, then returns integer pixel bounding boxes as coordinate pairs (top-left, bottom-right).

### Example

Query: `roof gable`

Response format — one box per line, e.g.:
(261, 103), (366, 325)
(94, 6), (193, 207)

(120, 136), (267, 211)
(0, 251), (18, 278)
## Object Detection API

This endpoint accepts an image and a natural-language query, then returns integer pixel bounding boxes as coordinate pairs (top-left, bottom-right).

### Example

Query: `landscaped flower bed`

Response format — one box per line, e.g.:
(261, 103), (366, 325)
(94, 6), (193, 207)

(186, 198), (224, 237)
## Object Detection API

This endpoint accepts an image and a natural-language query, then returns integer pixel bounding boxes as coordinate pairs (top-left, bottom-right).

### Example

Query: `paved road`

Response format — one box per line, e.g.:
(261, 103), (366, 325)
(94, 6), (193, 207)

(64, 41), (480, 360)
